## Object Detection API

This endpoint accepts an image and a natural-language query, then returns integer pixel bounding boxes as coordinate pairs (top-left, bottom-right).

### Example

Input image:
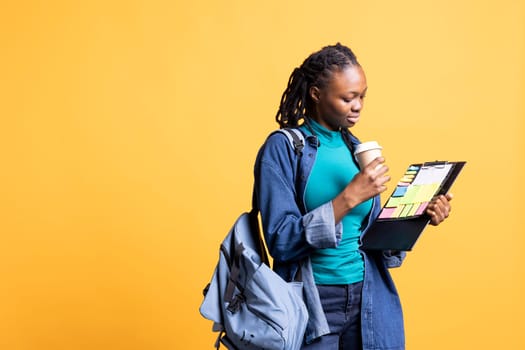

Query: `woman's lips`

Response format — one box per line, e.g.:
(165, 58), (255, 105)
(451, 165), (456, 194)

(347, 115), (360, 124)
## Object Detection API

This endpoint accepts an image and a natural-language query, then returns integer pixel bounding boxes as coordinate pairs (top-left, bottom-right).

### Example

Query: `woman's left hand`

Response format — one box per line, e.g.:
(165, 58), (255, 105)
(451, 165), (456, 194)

(426, 193), (453, 226)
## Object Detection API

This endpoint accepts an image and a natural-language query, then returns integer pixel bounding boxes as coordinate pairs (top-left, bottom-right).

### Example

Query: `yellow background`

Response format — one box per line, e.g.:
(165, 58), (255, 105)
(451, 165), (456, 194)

(1, 0), (523, 349)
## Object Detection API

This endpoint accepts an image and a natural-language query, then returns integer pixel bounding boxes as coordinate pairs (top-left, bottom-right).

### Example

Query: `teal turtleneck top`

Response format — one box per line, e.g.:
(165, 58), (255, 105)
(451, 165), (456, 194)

(301, 120), (372, 285)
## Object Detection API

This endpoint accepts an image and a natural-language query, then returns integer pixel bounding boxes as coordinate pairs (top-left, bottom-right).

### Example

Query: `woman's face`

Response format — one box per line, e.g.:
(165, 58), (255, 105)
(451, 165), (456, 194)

(309, 65), (367, 131)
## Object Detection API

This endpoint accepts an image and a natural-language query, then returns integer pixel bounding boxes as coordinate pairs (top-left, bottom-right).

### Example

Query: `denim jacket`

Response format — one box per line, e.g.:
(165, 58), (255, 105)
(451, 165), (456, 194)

(253, 128), (406, 350)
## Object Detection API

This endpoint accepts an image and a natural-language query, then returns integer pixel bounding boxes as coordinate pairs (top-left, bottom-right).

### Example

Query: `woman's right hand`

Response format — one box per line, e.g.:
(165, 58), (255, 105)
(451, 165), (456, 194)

(332, 157), (390, 222)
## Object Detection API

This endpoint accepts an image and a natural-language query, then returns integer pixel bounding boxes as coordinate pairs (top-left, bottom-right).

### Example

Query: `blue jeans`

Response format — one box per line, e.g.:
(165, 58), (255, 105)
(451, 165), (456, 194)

(301, 282), (363, 350)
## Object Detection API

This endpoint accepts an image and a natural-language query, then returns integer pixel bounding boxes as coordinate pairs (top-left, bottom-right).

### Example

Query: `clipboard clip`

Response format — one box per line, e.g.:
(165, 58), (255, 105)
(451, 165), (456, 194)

(422, 160), (448, 168)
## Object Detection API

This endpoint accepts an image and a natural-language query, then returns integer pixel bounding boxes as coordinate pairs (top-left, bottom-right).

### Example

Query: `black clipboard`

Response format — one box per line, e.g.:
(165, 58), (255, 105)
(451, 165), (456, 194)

(360, 161), (466, 251)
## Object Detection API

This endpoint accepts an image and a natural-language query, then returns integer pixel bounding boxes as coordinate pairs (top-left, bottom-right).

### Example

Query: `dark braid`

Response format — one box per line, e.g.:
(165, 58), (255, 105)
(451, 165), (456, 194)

(275, 43), (360, 129)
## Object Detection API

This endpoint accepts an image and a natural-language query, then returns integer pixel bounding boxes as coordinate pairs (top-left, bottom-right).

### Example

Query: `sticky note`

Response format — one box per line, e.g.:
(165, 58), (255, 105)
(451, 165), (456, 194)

(391, 205), (405, 218)
(392, 186), (408, 197)
(415, 202), (429, 215)
(385, 196), (404, 207)
(407, 203), (420, 217)
(399, 204), (413, 218)
(401, 185), (421, 203)
(400, 176), (415, 183)
(378, 207), (396, 219)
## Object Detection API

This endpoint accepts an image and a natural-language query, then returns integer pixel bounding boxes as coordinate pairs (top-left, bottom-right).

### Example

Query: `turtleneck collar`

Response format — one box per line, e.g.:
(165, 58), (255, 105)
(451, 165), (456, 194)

(307, 119), (345, 148)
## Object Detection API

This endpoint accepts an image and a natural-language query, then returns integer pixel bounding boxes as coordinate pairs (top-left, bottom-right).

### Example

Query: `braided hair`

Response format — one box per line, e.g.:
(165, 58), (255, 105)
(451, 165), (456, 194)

(275, 43), (360, 129)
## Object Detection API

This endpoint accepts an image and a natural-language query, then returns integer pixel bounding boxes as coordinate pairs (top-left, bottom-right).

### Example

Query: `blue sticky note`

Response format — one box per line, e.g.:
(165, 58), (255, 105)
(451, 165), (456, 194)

(392, 186), (408, 197)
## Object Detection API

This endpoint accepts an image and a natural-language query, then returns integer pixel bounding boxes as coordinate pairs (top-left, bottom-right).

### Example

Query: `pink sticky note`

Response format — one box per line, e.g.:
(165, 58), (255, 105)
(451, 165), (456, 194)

(415, 202), (429, 215)
(378, 207), (397, 219)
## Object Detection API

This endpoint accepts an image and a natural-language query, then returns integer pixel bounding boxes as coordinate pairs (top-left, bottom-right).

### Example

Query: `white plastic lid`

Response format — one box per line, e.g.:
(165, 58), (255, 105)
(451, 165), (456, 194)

(354, 141), (382, 155)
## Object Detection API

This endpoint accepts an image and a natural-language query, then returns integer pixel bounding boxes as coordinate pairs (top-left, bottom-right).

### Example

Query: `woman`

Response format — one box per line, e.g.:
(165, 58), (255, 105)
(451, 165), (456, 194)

(253, 43), (452, 350)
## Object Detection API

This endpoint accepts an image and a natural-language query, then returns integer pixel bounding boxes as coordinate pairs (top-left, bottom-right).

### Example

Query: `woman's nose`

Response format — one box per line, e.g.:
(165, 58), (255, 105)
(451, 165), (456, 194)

(352, 98), (363, 111)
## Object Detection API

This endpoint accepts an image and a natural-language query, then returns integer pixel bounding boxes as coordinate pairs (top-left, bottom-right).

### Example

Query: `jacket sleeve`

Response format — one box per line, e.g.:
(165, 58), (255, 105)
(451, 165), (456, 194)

(382, 250), (407, 268)
(254, 132), (342, 263)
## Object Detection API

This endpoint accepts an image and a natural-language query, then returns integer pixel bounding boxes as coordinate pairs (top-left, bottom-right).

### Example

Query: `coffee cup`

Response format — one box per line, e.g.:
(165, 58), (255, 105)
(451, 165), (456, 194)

(354, 141), (383, 169)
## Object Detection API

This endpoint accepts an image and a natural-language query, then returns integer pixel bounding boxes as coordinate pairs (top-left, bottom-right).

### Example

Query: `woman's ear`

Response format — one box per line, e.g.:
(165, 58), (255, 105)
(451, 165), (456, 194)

(309, 86), (321, 103)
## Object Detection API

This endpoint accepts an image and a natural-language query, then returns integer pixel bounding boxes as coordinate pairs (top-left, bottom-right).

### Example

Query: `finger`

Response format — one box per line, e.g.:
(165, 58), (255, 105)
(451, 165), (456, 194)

(426, 204), (437, 224)
(427, 210), (439, 225)
(378, 174), (391, 186)
(377, 184), (388, 194)
(438, 196), (451, 217)
(376, 163), (389, 176)
(436, 195), (451, 216)
(366, 157), (385, 171)
(427, 206), (443, 225)
(427, 199), (442, 219)
(368, 158), (389, 178)
(432, 201), (445, 221)
(363, 160), (388, 182)
(427, 196), (450, 225)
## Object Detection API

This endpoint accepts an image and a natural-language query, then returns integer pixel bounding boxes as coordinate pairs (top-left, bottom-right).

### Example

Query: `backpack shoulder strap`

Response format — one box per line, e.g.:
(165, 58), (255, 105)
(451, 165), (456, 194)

(277, 128), (305, 156)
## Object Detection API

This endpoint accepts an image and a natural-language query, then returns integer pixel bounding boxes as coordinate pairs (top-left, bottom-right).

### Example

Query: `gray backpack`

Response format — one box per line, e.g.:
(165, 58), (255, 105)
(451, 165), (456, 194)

(199, 129), (308, 350)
